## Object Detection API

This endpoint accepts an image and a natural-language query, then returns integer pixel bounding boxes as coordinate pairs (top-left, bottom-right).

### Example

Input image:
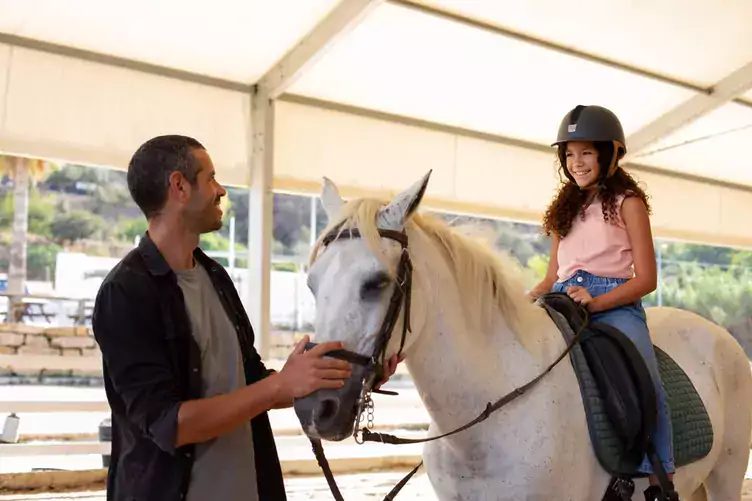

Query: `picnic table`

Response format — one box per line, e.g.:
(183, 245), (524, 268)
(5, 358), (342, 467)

(0, 292), (93, 325)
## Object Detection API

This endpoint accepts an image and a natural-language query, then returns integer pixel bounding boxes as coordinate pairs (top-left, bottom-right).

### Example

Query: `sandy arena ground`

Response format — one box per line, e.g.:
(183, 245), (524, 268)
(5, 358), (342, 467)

(1, 475), (752, 500)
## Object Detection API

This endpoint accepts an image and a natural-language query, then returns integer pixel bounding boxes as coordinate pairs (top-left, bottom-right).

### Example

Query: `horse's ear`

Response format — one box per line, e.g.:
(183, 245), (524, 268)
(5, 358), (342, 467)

(320, 176), (345, 220)
(379, 170), (432, 230)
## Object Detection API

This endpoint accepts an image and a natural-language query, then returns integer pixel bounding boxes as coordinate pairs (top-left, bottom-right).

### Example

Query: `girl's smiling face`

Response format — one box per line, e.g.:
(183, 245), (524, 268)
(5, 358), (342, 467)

(566, 141), (600, 188)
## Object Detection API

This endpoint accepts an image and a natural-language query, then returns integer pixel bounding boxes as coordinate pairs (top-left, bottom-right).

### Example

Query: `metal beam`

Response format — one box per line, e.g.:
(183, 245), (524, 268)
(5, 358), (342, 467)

(255, 0), (384, 99)
(279, 93), (752, 194)
(627, 59), (752, 154)
(247, 91), (275, 359)
(389, 0), (752, 112)
(246, 0), (383, 358)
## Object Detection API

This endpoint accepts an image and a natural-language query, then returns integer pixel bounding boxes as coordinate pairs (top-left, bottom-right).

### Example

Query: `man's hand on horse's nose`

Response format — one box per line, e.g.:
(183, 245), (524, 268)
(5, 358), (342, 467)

(278, 335), (353, 399)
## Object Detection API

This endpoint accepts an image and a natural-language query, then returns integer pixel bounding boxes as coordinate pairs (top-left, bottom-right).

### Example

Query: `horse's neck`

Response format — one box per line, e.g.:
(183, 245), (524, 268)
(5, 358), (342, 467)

(406, 308), (561, 430)
(404, 228), (565, 432)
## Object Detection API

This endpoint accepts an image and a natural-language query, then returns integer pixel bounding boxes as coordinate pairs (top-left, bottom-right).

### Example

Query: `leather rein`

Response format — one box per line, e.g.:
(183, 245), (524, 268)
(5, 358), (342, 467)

(305, 225), (587, 501)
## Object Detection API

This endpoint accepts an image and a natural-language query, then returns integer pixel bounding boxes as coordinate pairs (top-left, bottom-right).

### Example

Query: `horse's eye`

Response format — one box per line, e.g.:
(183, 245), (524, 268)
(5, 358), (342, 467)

(360, 272), (391, 300)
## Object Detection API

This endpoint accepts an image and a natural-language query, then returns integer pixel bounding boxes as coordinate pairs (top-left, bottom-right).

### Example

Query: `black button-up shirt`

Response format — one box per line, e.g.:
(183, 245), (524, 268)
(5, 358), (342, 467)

(92, 233), (286, 501)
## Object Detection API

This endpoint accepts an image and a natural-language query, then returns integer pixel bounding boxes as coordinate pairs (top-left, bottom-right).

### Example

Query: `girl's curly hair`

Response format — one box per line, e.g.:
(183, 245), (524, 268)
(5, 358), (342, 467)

(542, 141), (651, 238)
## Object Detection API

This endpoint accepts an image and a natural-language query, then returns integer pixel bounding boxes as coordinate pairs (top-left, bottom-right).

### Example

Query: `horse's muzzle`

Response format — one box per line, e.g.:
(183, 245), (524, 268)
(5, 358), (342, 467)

(293, 364), (370, 442)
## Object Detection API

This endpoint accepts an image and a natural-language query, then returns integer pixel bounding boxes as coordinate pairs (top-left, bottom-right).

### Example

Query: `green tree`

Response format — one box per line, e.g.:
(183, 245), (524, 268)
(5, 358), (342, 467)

(42, 163), (100, 191)
(27, 242), (63, 280)
(91, 184), (135, 215)
(116, 217), (147, 243)
(0, 188), (55, 237)
(730, 250), (752, 268)
(0, 156), (56, 294)
(273, 193), (313, 254)
(648, 262), (752, 328)
(27, 189), (55, 237)
(526, 254), (550, 282)
(224, 187), (249, 245)
(199, 232), (249, 268)
(0, 194), (12, 229)
(660, 241), (738, 267)
(226, 190), (318, 255)
(493, 222), (550, 268)
(50, 211), (104, 244)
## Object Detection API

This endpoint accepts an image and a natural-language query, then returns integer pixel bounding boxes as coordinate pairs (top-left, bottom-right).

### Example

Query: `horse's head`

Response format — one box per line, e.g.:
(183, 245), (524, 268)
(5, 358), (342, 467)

(293, 171), (432, 441)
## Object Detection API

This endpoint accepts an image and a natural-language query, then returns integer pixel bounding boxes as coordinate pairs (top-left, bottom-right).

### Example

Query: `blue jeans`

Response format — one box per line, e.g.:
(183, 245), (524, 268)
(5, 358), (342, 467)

(552, 270), (675, 474)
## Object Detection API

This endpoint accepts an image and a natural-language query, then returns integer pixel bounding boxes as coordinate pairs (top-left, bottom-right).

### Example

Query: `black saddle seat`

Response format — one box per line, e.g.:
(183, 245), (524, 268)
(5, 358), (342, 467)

(538, 292), (658, 457)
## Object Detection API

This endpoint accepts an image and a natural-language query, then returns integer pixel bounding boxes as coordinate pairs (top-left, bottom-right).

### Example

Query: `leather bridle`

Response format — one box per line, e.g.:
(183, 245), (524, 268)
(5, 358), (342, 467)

(305, 225), (413, 385)
(304, 223), (587, 501)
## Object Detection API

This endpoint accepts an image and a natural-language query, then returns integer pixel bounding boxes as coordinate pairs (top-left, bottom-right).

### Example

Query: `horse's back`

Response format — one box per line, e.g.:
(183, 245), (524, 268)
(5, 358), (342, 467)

(645, 306), (752, 495)
(645, 306), (750, 393)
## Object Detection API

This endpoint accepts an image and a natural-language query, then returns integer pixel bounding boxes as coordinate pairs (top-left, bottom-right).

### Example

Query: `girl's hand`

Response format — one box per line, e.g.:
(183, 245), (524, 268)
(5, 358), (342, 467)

(566, 286), (593, 307)
(374, 354), (403, 390)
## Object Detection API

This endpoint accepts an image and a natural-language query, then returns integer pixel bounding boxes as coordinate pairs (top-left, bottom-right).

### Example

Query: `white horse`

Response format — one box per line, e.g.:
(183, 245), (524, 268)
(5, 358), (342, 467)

(294, 171), (752, 501)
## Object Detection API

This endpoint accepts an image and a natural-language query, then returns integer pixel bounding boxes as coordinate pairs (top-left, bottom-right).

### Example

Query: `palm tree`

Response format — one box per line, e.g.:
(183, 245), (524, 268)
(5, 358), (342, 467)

(0, 155), (55, 297)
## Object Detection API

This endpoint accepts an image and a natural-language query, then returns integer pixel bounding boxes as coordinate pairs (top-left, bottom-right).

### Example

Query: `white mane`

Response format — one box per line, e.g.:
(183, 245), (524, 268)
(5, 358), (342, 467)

(309, 197), (539, 342)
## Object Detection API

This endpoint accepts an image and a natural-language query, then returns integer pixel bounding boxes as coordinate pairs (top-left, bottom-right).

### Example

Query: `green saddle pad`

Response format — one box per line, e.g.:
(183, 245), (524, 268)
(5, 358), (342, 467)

(545, 307), (714, 477)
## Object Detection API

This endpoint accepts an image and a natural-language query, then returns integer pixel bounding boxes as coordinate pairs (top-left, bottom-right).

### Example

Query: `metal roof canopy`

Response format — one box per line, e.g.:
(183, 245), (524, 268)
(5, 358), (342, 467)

(1, 0), (752, 356)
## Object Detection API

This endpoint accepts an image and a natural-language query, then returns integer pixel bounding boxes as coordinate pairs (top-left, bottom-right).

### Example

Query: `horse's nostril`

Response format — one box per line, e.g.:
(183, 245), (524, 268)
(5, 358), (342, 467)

(318, 399), (339, 422)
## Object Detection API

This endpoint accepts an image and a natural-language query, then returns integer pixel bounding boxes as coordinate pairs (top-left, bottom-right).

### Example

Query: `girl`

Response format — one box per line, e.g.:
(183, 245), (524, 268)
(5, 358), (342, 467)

(529, 104), (676, 501)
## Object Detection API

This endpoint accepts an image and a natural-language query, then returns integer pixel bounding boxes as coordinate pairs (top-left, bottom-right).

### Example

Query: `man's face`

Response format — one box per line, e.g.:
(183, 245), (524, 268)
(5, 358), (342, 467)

(183, 148), (227, 234)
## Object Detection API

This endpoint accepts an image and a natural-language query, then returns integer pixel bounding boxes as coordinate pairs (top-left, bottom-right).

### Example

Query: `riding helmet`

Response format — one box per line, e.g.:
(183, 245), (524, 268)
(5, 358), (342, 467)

(552, 105), (626, 179)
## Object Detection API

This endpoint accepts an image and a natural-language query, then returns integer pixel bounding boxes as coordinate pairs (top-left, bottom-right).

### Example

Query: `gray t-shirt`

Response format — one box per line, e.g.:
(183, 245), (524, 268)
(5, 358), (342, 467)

(176, 261), (259, 501)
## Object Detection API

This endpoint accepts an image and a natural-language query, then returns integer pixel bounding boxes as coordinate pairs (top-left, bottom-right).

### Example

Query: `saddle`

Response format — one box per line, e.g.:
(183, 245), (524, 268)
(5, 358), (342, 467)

(538, 292), (680, 500)
(537, 293), (715, 500)
(538, 292), (658, 457)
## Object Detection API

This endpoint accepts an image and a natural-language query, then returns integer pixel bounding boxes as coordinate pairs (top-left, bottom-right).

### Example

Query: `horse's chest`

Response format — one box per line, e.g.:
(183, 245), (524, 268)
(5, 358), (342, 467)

(425, 433), (595, 501)
(424, 410), (563, 470)
(422, 376), (595, 500)
(424, 436), (585, 501)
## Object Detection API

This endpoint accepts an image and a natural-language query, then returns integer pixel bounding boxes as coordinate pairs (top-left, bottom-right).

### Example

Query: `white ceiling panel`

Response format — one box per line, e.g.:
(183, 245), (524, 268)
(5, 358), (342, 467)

(1, 47), (251, 184)
(410, 0), (752, 88)
(288, 2), (696, 147)
(634, 103), (752, 186)
(0, 0), (340, 83)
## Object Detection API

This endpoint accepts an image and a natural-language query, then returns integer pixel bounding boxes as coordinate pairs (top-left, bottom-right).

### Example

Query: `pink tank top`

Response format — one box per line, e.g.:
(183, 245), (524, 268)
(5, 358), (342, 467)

(556, 194), (634, 282)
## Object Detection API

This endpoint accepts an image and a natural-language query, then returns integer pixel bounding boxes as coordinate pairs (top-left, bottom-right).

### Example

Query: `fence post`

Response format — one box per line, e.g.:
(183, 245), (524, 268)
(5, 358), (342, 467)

(98, 417), (111, 467)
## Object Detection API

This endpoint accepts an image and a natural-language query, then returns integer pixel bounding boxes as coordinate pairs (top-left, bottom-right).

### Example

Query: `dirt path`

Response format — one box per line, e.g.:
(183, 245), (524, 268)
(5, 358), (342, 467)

(2, 477), (752, 500)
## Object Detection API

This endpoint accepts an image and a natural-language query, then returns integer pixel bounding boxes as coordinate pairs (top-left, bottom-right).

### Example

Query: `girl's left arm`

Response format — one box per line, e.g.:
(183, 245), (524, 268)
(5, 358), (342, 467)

(588, 196), (657, 313)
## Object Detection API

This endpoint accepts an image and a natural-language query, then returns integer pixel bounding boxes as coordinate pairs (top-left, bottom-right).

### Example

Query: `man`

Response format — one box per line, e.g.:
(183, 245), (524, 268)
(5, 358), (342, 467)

(92, 135), (351, 501)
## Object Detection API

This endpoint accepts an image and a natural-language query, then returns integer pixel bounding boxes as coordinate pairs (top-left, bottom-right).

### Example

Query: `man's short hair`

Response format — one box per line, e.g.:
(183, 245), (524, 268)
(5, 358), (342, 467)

(127, 135), (205, 219)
